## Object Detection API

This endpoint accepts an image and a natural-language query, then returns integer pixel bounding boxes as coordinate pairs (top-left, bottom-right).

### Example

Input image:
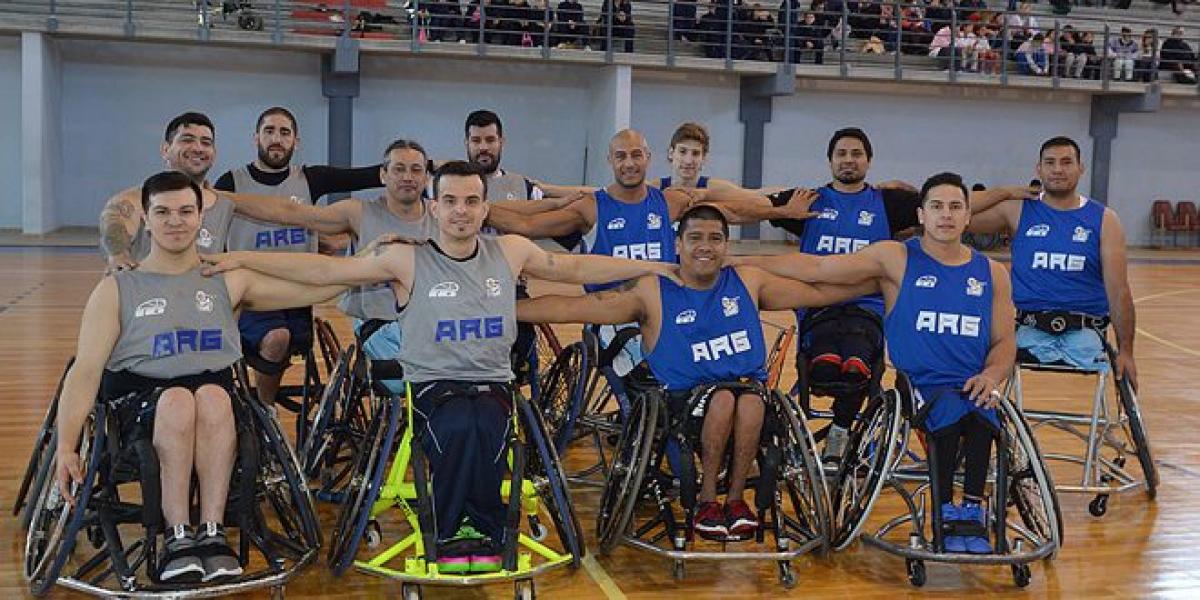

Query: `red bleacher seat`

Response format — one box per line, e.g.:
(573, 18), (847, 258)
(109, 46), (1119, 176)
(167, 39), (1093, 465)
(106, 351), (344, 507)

(1176, 201), (1199, 247)
(1151, 200), (1178, 248)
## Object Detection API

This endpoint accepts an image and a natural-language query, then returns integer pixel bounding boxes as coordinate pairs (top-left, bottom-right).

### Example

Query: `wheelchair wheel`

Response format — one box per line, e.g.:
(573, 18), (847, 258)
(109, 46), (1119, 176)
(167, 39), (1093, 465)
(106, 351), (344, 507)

(302, 345), (354, 476)
(596, 392), (660, 554)
(26, 405), (106, 597)
(774, 392), (833, 552)
(830, 392), (902, 551)
(14, 359), (70, 529)
(328, 394), (401, 575)
(535, 342), (590, 455)
(998, 398), (1063, 554)
(1116, 377), (1158, 499)
(517, 394), (585, 566)
(247, 392), (323, 556)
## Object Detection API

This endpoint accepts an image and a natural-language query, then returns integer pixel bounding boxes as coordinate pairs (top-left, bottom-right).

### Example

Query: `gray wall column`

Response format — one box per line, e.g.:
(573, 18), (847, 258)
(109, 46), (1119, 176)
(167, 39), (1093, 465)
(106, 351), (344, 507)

(322, 36), (361, 170)
(584, 64), (632, 185)
(738, 66), (794, 240)
(20, 32), (62, 234)
(1088, 86), (1160, 204)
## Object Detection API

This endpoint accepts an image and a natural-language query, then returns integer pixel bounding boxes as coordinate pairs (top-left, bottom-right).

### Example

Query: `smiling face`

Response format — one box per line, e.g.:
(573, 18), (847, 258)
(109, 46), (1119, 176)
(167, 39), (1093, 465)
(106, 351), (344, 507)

(382, 147), (429, 206)
(146, 188), (203, 254)
(430, 174), (488, 243)
(466, 123), (504, 174)
(609, 131), (651, 190)
(162, 124), (216, 182)
(677, 217), (728, 280)
(254, 113), (297, 170)
(667, 139), (707, 183)
(917, 184), (970, 243)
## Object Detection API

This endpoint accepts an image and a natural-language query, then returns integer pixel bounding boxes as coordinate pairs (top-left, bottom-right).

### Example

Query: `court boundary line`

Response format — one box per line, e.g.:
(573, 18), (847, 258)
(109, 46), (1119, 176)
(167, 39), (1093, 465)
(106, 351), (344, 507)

(582, 554), (627, 600)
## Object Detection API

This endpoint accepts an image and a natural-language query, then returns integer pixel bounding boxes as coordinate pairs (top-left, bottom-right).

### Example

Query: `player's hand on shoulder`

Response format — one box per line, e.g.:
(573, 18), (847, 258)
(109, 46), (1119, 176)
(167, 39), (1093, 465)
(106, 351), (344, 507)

(105, 253), (138, 275)
(779, 188), (819, 220)
(200, 252), (243, 276)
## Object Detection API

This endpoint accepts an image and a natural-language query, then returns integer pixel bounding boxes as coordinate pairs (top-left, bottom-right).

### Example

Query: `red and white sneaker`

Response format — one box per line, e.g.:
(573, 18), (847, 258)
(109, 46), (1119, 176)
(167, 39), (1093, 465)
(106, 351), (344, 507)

(725, 499), (759, 537)
(693, 501), (729, 540)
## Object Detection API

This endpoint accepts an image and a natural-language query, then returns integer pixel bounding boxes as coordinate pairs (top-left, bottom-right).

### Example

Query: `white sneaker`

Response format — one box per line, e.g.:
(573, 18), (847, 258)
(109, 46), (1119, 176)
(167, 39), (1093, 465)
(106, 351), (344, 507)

(823, 424), (849, 464)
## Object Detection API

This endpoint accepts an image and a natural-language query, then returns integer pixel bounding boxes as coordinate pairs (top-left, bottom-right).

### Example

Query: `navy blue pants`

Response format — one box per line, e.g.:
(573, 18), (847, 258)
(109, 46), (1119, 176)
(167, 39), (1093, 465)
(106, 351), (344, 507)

(412, 381), (513, 543)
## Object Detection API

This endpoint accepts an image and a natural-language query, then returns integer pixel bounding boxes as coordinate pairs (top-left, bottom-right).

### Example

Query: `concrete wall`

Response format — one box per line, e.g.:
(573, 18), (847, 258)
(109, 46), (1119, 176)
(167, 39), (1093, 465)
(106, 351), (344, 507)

(0, 36), (21, 228)
(631, 71), (744, 188)
(1110, 102), (1200, 245)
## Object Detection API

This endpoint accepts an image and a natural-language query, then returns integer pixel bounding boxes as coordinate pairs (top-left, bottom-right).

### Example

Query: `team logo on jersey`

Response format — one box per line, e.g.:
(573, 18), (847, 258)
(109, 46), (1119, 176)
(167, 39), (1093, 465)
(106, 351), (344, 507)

(965, 277), (987, 297)
(485, 277), (502, 297)
(195, 291), (213, 313)
(1025, 224), (1050, 237)
(135, 298), (167, 318)
(429, 281), (460, 298)
(675, 309), (697, 325)
(722, 296), (740, 317)
(857, 211), (875, 226)
(607, 218), (626, 230)
(647, 213), (663, 230)
(915, 275), (938, 288)
(197, 228), (214, 248)
(818, 208), (839, 220)
(289, 195), (303, 205)
(1072, 226), (1091, 243)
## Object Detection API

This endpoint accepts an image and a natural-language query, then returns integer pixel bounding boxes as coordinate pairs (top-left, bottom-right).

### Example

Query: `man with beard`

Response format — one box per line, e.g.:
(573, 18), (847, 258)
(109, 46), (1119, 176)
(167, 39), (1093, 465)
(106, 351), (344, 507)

(212, 106), (385, 408)
(966, 136), (1137, 389)
(100, 112), (236, 272)
(759, 128), (1027, 462)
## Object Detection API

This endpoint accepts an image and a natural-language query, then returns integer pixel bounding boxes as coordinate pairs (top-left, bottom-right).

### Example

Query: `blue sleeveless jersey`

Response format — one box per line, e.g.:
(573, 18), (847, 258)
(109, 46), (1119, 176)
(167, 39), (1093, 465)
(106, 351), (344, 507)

(796, 185), (891, 318)
(659, 175), (709, 189)
(585, 186), (677, 293)
(885, 238), (994, 389)
(1010, 197), (1108, 316)
(645, 267), (767, 391)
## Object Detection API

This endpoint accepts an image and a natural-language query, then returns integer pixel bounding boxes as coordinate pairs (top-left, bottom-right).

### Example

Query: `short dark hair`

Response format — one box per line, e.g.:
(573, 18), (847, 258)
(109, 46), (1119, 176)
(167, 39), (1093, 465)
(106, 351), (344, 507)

(669, 122), (710, 155)
(382, 138), (429, 166)
(826, 127), (873, 161)
(141, 170), (203, 213)
(919, 172), (970, 207)
(971, 183), (987, 192)
(676, 204), (729, 238)
(255, 106), (298, 134)
(433, 160), (488, 199)
(164, 111), (215, 143)
(1039, 136), (1082, 162)
(465, 110), (503, 138)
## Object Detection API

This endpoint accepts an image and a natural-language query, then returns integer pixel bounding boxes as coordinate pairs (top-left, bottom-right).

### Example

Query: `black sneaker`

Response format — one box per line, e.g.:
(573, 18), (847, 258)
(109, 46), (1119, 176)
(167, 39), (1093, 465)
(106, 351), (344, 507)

(195, 522), (242, 582)
(158, 524), (204, 583)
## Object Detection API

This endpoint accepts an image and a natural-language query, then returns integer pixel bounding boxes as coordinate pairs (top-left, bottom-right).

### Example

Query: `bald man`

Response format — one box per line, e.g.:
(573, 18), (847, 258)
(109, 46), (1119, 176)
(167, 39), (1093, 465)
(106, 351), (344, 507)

(486, 128), (814, 374)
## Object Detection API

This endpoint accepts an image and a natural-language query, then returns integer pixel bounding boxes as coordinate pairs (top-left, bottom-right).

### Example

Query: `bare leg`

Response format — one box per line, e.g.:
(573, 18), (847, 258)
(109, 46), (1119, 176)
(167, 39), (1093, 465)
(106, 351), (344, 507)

(194, 384), (237, 524)
(153, 388), (197, 528)
(254, 328), (291, 407)
(699, 390), (735, 503)
(726, 393), (765, 502)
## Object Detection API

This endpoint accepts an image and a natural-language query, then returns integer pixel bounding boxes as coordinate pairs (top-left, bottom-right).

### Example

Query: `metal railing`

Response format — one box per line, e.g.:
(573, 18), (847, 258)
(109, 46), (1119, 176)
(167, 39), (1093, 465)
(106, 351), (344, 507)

(1, 1), (1196, 91)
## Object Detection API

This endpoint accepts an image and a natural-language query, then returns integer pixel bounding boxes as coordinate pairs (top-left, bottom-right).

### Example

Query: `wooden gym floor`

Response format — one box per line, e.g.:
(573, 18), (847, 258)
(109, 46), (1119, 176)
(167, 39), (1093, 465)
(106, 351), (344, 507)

(2, 247), (1199, 599)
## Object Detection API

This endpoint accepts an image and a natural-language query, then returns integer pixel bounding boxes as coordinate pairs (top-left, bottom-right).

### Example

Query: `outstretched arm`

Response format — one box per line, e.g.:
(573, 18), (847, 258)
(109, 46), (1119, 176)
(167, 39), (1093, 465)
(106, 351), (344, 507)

(1100, 209), (1137, 390)
(667, 188), (817, 224)
(751, 267), (881, 311)
(730, 241), (892, 284)
(490, 192), (587, 215)
(969, 185), (1037, 216)
(503, 235), (679, 285)
(486, 199), (591, 238)
(529, 179), (596, 198)
(223, 191), (356, 235)
(516, 278), (647, 325)
(963, 260), (1016, 407)
(226, 269), (351, 312)
(204, 241), (411, 288)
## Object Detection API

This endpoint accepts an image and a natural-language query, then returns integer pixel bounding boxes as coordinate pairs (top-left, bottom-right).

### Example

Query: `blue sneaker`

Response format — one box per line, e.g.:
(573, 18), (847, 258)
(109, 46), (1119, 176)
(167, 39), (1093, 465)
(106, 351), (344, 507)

(959, 502), (993, 554)
(939, 503), (967, 553)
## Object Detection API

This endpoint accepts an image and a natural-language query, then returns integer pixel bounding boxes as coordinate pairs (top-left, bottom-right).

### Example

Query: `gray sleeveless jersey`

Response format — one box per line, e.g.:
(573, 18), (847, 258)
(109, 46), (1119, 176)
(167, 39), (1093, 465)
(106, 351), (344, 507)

(486, 170), (539, 202)
(225, 165), (319, 253)
(337, 197), (439, 320)
(129, 193), (235, 261)
(106, 267), (242, 378)
(398, 237), (516, 383)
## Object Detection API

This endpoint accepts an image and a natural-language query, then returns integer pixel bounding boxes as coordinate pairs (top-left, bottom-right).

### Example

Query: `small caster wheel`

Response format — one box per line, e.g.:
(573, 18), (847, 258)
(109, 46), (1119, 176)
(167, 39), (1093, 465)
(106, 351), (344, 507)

(1113, 455), (1126, 468)
(514, 579), (535, 600)
(402, 582), (422, 600)
(1012, 563), (1032, 588)
(779, 561), (796, 588)
(672, 560), (686, 580)
(365, 520), (383, 548)
(1088, 494), (1108, 517)
(528, 516), (549, 541)
(907, 559), (926, 587)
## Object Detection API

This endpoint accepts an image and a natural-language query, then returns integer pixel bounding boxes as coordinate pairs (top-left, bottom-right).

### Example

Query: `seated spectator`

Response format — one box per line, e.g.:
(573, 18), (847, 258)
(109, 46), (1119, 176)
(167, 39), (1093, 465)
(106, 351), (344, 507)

(1135, 28), (1160, 82)
(1109, 27), (1139, 81)
(594, 0), (634, 52)
(869, 2), (899, 53)
(700, 0), (732, 58)
(1077, 31), (1101, 79)
(525, 0), (553, 46)
(1161, 26), (1198, 84)
(793, 10), (827, 63)
(900, 2), (931, 55)
(930, 23), (971, 70)
(1006, 2), (1039, 53)
(925, 0), (953, 35)
(975, 25), (1000, 74)
(675, 0), (701, 41)
(424, 0), (464, 41)
(553, 0), (587, 48)
(740, 4), (777, 60)
(1058, 25), (1086, 78)
(847, 0), (880, 42)
(1017, 32), (1048, 75)
(956, 0), (986, 22)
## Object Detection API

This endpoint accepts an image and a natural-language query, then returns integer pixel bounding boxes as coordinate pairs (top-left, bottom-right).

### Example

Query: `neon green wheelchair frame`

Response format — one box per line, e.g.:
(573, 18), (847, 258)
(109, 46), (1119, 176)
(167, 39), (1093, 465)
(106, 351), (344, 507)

(353, 382), (576, 584)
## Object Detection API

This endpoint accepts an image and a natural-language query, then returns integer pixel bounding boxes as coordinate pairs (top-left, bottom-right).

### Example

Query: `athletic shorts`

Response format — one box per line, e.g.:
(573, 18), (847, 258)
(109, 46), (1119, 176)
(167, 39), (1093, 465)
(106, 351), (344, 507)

(356, 319), (405, 396)
(103, 368), (236, 446)
(239, 307), (313, 356)
(1016, 325), (1108, 372)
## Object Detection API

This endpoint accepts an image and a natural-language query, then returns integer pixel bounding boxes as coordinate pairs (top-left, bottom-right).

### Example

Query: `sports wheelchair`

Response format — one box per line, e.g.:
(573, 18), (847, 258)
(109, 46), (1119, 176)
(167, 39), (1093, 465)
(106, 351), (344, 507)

(840, 373), (1062, 588)
(1002, 314), (1157, 517)
(325, 380), (584, 599)
(595, 381), (830, 588)
(22, 360), (320, 598)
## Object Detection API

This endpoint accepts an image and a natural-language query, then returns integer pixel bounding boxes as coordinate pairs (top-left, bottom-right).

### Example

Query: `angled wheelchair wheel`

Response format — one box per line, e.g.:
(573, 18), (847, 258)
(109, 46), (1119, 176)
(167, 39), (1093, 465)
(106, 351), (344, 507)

(26, 404), (106, 597)
(246, 392), (324, 557)
(14, 359), (71, 529)
(596, 392), (660, 555)
(830, 392), (902, 551)
(302, 345), (354, 477)
(328, 394), (400, 576)
(998, 398), (1063, 554)
(1116, 377), (1158, 499)
(774, 391), (833, 552)
(535, 342), (591, 455)
(518, 394), (585, 566)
